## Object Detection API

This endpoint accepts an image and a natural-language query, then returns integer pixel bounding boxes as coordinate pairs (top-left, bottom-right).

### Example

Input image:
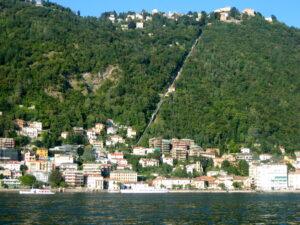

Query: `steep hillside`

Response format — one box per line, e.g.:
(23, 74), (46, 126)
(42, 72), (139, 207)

(0, 0), (202, 142)
(147, 16), (300, 153)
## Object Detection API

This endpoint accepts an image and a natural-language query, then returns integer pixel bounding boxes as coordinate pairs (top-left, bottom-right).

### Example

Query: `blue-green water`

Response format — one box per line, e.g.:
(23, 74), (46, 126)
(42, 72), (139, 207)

(0, 193), (300, 224)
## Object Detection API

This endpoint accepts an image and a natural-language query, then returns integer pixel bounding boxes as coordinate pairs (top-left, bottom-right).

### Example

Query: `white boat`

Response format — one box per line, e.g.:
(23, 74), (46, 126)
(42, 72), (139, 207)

(19, 189), (55, 195)
(120, 186), (169, 194)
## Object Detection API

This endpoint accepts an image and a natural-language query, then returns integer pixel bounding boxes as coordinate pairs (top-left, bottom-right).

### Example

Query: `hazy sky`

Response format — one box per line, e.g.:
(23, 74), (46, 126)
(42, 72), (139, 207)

(52, 0), (300, 28)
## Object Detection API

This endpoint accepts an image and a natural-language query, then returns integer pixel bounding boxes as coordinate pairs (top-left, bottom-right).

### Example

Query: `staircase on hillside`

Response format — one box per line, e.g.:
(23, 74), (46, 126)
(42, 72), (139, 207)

(136, 34), (202, 145)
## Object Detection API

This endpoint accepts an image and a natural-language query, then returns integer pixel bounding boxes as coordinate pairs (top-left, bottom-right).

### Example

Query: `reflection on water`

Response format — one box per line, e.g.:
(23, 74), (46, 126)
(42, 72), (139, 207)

(0, 193), (300, 224)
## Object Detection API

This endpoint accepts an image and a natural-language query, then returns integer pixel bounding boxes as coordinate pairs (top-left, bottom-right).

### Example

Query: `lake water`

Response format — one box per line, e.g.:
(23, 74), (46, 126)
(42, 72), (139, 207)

(0, 193), (300, 224)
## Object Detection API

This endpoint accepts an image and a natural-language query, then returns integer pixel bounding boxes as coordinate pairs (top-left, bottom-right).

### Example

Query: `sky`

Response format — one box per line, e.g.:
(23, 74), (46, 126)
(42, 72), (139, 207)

(52, 0), (300, 28)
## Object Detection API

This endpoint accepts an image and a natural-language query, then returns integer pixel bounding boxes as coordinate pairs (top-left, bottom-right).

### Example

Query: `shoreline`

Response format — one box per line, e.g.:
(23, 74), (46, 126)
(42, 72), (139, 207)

(1, 188), (300, 194)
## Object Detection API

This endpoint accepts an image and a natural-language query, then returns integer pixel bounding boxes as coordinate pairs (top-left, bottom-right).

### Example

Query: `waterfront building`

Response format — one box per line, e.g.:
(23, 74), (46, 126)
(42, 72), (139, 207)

(0, 161), (22, 171)
(152, 177), (191, 189)
(191, 178), (205, 189)
(31, 171), (49, 183)
(1, 178), (21, 189)
(110, 170), (137, 183)
(288, 170), (300, 190)
(83, 163), (102, 176)
(64, 170), (84, 187)
(87, 175), (104, 190)
(250, 164), (288, 191)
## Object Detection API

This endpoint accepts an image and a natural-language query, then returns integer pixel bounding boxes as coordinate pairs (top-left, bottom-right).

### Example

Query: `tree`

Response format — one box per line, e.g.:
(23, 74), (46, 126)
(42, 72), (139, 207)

(81, 145), (96, 162)
(49, 169), (64, 187)
(128, 21), (136, 29)
(238, 160), (249, 176)
(20, 165), (28, 176)
(233, 182), (243, 190)
(19, 174), (36, 187)
(229, 7), (240, 19)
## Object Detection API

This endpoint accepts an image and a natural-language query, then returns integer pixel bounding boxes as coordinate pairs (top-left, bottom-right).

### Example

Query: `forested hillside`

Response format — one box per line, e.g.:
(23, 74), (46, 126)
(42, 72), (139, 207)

(0, 0), (202, 143)
(147, 17), (300, 153)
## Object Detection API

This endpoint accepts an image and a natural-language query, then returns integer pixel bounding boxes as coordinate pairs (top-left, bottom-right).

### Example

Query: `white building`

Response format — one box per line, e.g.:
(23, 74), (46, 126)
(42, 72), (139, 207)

(242, 8), (255, 17)
(0, 161), (23, 171)
(186, 162), (202, 174)
(250, 164), (288, 191)
(136, 22), (144, 29)
(87, 175), (104, 190)
(87, 129), (97, 141)
(127, 127), (137, 138)
(28, 121), (43, 132)
(265, 17), (273, 23)
(236, 153), (253, 162)
(61, 132), (69, 139)
(132, 147), (155, 156)
(153, 177), (191, 189)
(106, 135), (125, 147)
(107, 127), (118, 135)
(288, 170), (300, 190)
(54, 154), (74, 167)
(20, 127), (38, 138)
(241, 147), (251, 154)
(31, 171), (49, 183)
(139, 158), (159, 168)
(59, 163), (78, 171)
(162, 155), (173, 166)
(259, 154), (272, 161)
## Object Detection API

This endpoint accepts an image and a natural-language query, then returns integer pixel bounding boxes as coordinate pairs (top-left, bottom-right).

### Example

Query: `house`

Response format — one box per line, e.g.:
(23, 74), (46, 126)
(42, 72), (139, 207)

(171, 147), (187, 160)
(214, 7), (231, 22)
(59, 163), (78, 171)
(0, 149), (19, 161)
(240, 147), (251, 154)
(127, 127), (137, 138)
(259, 154), (272, 161)
(94, 123), (105, 134)
(199, 151), (216, 159)
(87, 129), (97, 141)
(191, 178), (205, 189)
(233, 176), (251, 189)
(188, 145), (203, 157)
(87, 175), (104, 190)
(106, 126), (118, 135)
(73, 127), (85, 135)
(108, 14), (116, 23)
(54, 154), (74, 167)
(216, 175), (234, 190)
(0, 161), (22, 171)
(132, 147), (155, 156)
(106, 135), (125, 147)
(20, 127), (38, 138)
(136, 22), (144, 29)
(15, 119), (26, 129)
(61, 132), (69, 139)
(36, 148), (48, 160)
(108, 152), (124, 163)
(197, 176), (217, 189)
(207, 170), (227, 177)
(186, 162), (202, 174)
(288, 170), (300, 190)
(242, 8), (255, 17)
(265, 17), (273, 23)
(31, 171), (49, 183)
(82, 163), (102, 176)
(0, 138), (15, 149)
(236, 153), (253, 162)
(110, 170), (137, 183)
(26, 160), (52, 173)
(139, 158), (159, 168)
(121, 24), (128, 31)
(162, 155), (173, 166)
(28, 121), (42, 132)
(152, 177), (191, 189)
(1, 179), (21, 189)
(64, 170), (84, 187)
(249, 163), (287, 191)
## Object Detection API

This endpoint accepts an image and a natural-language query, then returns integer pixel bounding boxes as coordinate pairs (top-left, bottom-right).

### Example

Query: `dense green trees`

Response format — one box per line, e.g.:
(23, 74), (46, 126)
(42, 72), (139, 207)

(49, 168), (65, 187)
(149, 17), (300, 153)
(0, 0), (201, 146)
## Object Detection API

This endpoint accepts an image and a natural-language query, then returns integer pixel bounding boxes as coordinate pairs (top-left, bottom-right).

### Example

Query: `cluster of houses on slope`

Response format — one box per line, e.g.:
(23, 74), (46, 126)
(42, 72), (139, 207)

(1, 133), (300, 191)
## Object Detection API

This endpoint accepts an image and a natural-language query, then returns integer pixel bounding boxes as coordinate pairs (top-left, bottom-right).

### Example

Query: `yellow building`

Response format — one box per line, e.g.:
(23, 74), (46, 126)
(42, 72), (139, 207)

(36, 148), (48, 159)
(110, 170), (137, 183)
